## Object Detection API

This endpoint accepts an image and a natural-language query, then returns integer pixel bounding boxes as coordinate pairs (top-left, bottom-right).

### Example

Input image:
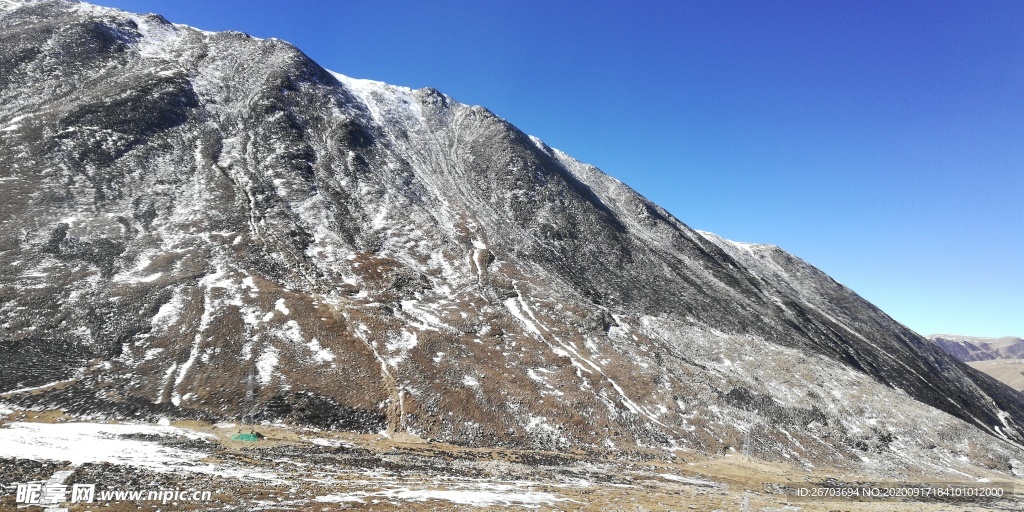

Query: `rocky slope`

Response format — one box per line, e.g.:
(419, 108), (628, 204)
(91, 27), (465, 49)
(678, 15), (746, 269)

(2, 0), (1023, 479)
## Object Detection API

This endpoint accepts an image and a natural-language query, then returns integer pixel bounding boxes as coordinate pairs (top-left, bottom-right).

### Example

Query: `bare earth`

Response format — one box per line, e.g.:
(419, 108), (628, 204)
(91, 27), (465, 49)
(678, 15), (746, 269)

(0, 409), (1020, 511)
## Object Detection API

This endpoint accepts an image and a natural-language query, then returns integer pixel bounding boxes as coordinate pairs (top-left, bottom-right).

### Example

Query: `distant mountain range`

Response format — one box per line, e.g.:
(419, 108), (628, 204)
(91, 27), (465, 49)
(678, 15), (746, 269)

(928, 335), (1024, 362)
(2, 0), (1024, 480)
(929, 334), (1024, 393)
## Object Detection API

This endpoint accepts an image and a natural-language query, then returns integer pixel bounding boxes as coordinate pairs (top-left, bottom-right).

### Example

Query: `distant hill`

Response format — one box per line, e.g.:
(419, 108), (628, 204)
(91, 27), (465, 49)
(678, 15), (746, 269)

(929, 335), (1024, 392)
(928, 335), (1024, 362)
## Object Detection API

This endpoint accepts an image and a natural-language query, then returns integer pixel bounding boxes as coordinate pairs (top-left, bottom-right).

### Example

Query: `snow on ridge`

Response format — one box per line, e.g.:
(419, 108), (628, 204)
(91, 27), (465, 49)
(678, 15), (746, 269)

(125, 12), (182, 58)
(0, 0), (49, 12)
(0, 1), (189, 57)
(696, 230), (774, 252)
(330, 70), (420, 122)
(329, 71), (411, 97)
(70, 1), (147, 22)
(928, 334), (1023, 344)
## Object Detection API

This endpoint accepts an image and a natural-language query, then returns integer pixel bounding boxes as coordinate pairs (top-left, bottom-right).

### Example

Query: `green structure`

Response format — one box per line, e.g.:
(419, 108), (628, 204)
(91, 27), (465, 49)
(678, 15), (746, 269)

(231, 432), (263, 442)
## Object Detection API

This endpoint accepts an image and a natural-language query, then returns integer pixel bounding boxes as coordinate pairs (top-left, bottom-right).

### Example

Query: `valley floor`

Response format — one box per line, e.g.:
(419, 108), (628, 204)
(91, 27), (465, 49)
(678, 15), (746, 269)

(0, 408), (1021, 511)
(967, 359), (1024, 393)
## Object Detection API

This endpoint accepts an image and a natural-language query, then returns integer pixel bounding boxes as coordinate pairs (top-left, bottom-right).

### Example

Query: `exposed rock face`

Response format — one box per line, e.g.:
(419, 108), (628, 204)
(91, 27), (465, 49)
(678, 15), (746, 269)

(929, 335), (1024, 362)
(2, 0), (1023, 476)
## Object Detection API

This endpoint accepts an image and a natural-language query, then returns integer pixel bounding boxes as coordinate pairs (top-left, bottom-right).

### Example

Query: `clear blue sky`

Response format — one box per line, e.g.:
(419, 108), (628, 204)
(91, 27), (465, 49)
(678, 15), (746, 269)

(98, 0), (1023, 338)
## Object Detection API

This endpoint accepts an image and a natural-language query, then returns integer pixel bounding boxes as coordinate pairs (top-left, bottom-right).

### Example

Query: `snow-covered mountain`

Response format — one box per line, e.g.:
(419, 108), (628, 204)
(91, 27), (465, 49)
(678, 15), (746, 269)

(2, 0), (1024, 477)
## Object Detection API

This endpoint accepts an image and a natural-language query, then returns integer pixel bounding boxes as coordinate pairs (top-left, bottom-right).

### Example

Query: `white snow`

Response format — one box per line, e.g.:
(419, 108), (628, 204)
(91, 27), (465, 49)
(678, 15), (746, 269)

(306, 338), (336, 363)
(156, 362), (177, 404)
(150, 292), (183, 331)
(0, 422), (282, 481)
(0, 378), (76, 397)
(305, 437), (353, 448)
(274, 320), (305, 344)
(315, 493), (366, 503)
(256, 346), (280, 385)
(399, 300), (444, 330)
(112, 252), (163, 283)
(998, 410), (1011, 428)
(526, 368), (563, 396)
(125, 13), (181, 59)
(315, 485), (573, 507)
(241, 276), (258, 291)
(172, 265), (238, 403)
(658, 473), (723, 488)
(504, 298), (542, 336)
(386, 330), (419, 353)
(5, 113), (32, 124)
(275, 298), (290, 315)
(507, 295), (668, 426)
(0, 422), (208, 467)
(330, 71), (423, 126)
(526, 368), (548, 382)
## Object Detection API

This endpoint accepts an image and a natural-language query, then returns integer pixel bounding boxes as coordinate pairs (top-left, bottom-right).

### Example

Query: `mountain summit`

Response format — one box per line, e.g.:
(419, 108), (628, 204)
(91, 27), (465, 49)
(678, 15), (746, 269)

(2, 0), (1023, 477)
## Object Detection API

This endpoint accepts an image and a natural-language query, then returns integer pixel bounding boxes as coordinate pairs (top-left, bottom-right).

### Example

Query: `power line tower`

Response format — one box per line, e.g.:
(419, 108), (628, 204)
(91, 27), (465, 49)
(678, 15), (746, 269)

(742, 405), (754, 512)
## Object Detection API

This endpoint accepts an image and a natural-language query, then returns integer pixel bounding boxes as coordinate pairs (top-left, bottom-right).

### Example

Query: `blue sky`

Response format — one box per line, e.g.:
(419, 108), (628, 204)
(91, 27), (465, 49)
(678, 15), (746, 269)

(99, 0), (1022, 338)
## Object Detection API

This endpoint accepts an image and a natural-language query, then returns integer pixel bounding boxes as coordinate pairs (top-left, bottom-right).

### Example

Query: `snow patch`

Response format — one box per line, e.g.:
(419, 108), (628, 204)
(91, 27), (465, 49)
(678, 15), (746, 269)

(306, 338), (336, 363)
(1, 378), (76, 396)
(386, 330), (419, 353)
(0, 422), (281, 481)
(256, 347), (280, 385)
(275, 298), (290, 315)
(659, 473), (723, 488)
(274, 320), (305, 344)
(150, 292), (184, 331)
(315, 485), (571, 507)
(504, 298), (542, 336)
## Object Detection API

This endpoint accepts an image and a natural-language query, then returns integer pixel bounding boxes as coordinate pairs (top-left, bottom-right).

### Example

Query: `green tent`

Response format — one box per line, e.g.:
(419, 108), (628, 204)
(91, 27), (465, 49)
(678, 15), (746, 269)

(231, 432), (263, 441)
